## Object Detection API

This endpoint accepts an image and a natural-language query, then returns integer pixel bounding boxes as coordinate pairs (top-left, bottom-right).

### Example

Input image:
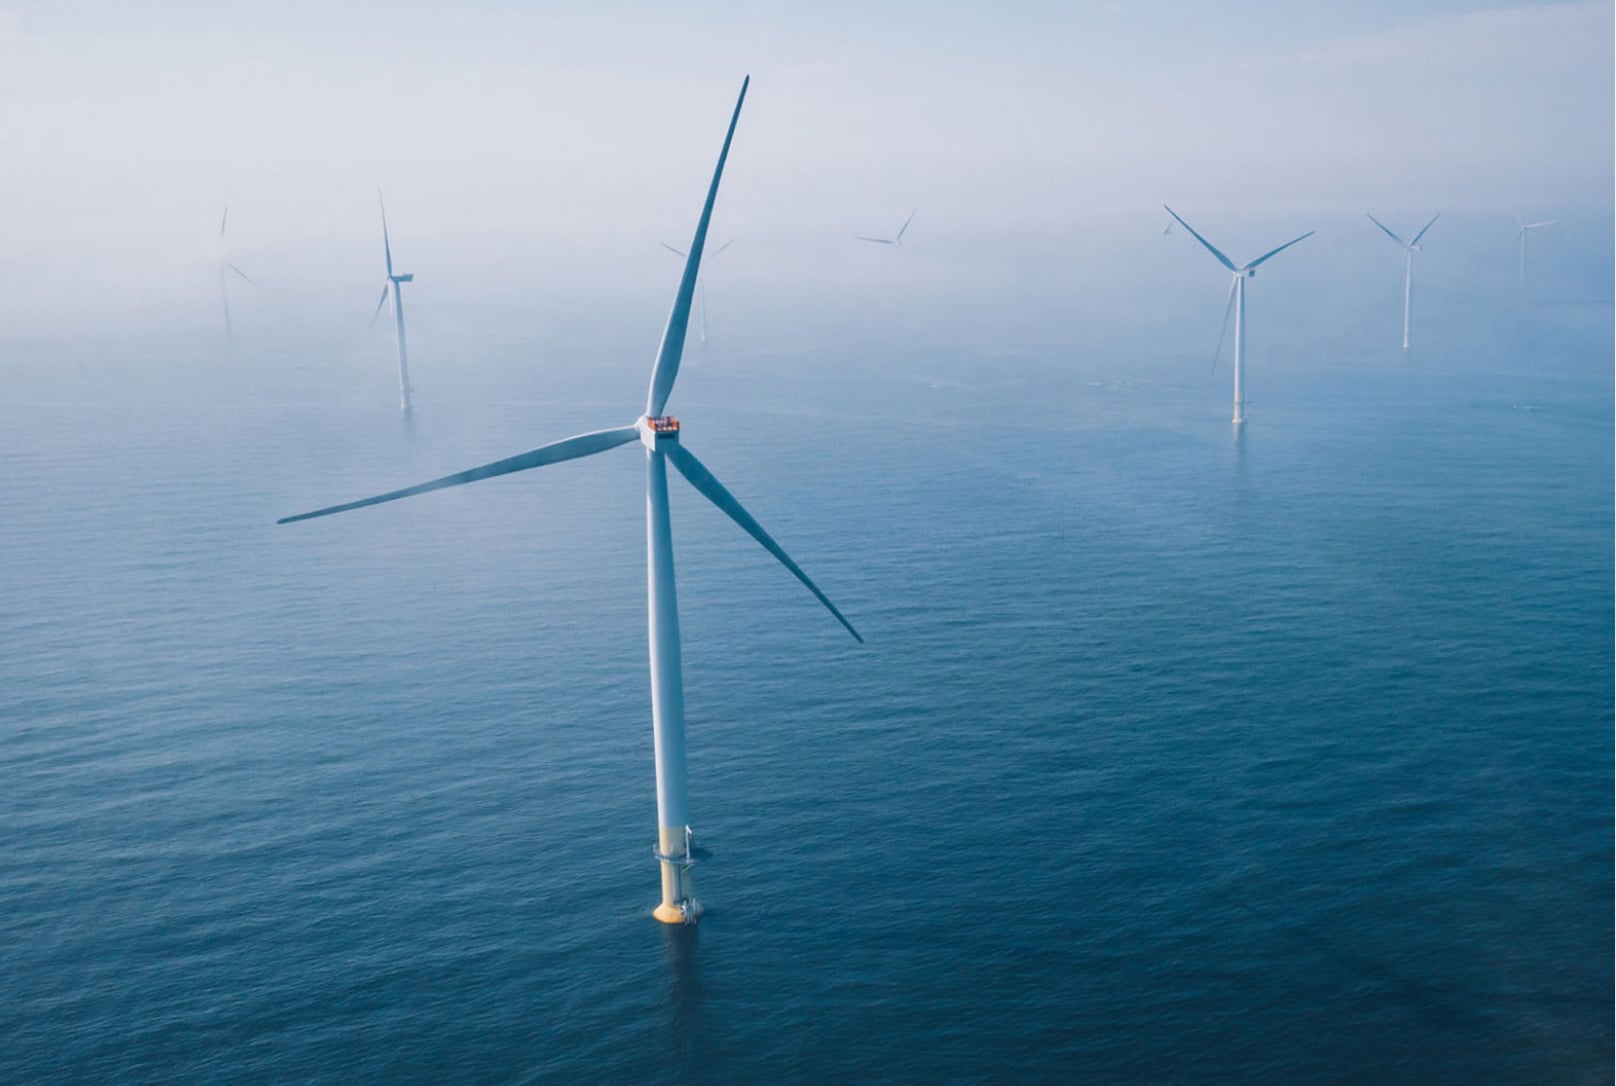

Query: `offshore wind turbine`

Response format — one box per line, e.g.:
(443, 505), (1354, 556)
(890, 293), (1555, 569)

(856, 206), (917, 246)
(660, 237), (732, 343)
(1366, 212), (1440, 351)
(1515, 215), (1557, 285)
(217, 206), (255, 342)
(1165, 206), (1313, 426)
(280, 77), (861, 926)
(369, 191), (416, 412)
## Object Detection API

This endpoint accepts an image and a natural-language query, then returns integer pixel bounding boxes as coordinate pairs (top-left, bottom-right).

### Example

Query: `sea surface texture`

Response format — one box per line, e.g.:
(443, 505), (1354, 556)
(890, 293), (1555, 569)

(2, 266), (1611, 1082)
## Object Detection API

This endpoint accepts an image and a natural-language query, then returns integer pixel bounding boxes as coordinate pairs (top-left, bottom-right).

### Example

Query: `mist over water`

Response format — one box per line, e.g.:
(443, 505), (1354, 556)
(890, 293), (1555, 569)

(1, 218), (1610, 1083)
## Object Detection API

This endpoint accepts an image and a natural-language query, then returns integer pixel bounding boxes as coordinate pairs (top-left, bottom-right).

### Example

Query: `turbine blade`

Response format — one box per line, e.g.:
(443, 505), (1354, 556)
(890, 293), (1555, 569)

(665, 443), (863, 643)
(896, 206), (917, 242)
(1526, 220), (1557, 229)
(279, 425), (639, 525)
(709, 237), (735, 258)
(219, 263), (233, 341)
(1365, 213), (1407, 247)
(1410, 212), (1441, 246)
(1163, 206), (1237, 272)
(1211, 276), (1237, 375)
(1245, 230), (1315, 270)
(378, 189), (394, 278)
(226, 261), (255, 285)
(369, 282), (391, 329)
(855, 236), (894, 244)
(659, 242), (687, 258)
(645, 75), (749, 418)
(220, 206), (229, 237)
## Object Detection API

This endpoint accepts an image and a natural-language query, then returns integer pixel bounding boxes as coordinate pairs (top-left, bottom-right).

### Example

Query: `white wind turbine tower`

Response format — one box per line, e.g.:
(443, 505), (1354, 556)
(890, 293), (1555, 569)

(280, 77), (861, 926)
(1366, 212), (1440, 351)
(1164, 206), (1314, 426)
(369, 191), (417, 412)
(856, 206), (918, 246)
(1515, 215), (1557, 285)
(660, 237), (733, 343)
(217, 206), (255, 342)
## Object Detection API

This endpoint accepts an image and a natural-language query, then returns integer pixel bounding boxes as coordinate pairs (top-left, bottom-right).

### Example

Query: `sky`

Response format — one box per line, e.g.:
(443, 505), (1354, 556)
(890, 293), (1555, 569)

(0, 0), (1609, 339)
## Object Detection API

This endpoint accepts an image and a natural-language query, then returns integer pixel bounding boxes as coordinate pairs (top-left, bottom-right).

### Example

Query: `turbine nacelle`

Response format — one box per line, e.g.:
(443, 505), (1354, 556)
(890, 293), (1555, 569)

(392, 273), (415, 283)
(637, 415), (682, 450)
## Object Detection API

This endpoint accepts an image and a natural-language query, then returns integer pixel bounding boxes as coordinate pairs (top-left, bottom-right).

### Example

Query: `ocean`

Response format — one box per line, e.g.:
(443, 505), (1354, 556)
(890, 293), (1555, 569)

(2, 233), (1611, 1082)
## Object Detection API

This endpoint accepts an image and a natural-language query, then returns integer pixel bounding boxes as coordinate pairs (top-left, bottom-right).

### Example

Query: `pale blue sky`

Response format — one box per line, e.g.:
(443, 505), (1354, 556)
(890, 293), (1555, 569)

(0, 1), (1608, 331)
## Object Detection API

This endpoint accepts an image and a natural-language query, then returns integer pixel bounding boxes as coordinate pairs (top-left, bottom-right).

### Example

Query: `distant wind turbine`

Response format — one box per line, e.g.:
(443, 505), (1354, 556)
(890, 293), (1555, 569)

(280, 77), (861, 926)
(1366, 212), (1439, 351)
(217, 206), (254, 342)
(856, 207), (917, 246)
(1515, 215), (1556, 285)
(368, 191), (416, 413)
(660, 237), (732, 343)
(1165, 206), (1314, 426)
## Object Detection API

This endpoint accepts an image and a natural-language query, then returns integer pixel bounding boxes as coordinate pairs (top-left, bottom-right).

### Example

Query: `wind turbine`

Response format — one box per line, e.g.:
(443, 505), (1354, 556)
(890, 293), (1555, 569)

(1515, 215), (1556, 285)
(856, 206), (917, 246)
(660, 237), (732, 344)
(1366, 212), (1440, 351)
(217, 206), (254, 342)
(280, 77), (861, 926)
(369, 191), (416, 412)
(1164, 206), (1314, 426)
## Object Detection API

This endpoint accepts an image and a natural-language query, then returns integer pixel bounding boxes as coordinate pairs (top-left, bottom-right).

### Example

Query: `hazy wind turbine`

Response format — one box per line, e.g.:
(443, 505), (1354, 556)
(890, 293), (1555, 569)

(660, 237), (732, 343)
(1165, 206), (1313, 426)
(280, 77), (861, 926)
(1366, 212), (1439, 351)
(217, 206), (254, 342)
(856, 207), (917, 246)
(1515, 215), (1556, 285)
(369, 191), (416, 412)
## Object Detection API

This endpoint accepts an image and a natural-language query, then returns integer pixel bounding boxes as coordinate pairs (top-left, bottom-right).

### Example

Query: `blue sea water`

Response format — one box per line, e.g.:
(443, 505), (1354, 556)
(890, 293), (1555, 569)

(1, 263), (1611, 1082)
